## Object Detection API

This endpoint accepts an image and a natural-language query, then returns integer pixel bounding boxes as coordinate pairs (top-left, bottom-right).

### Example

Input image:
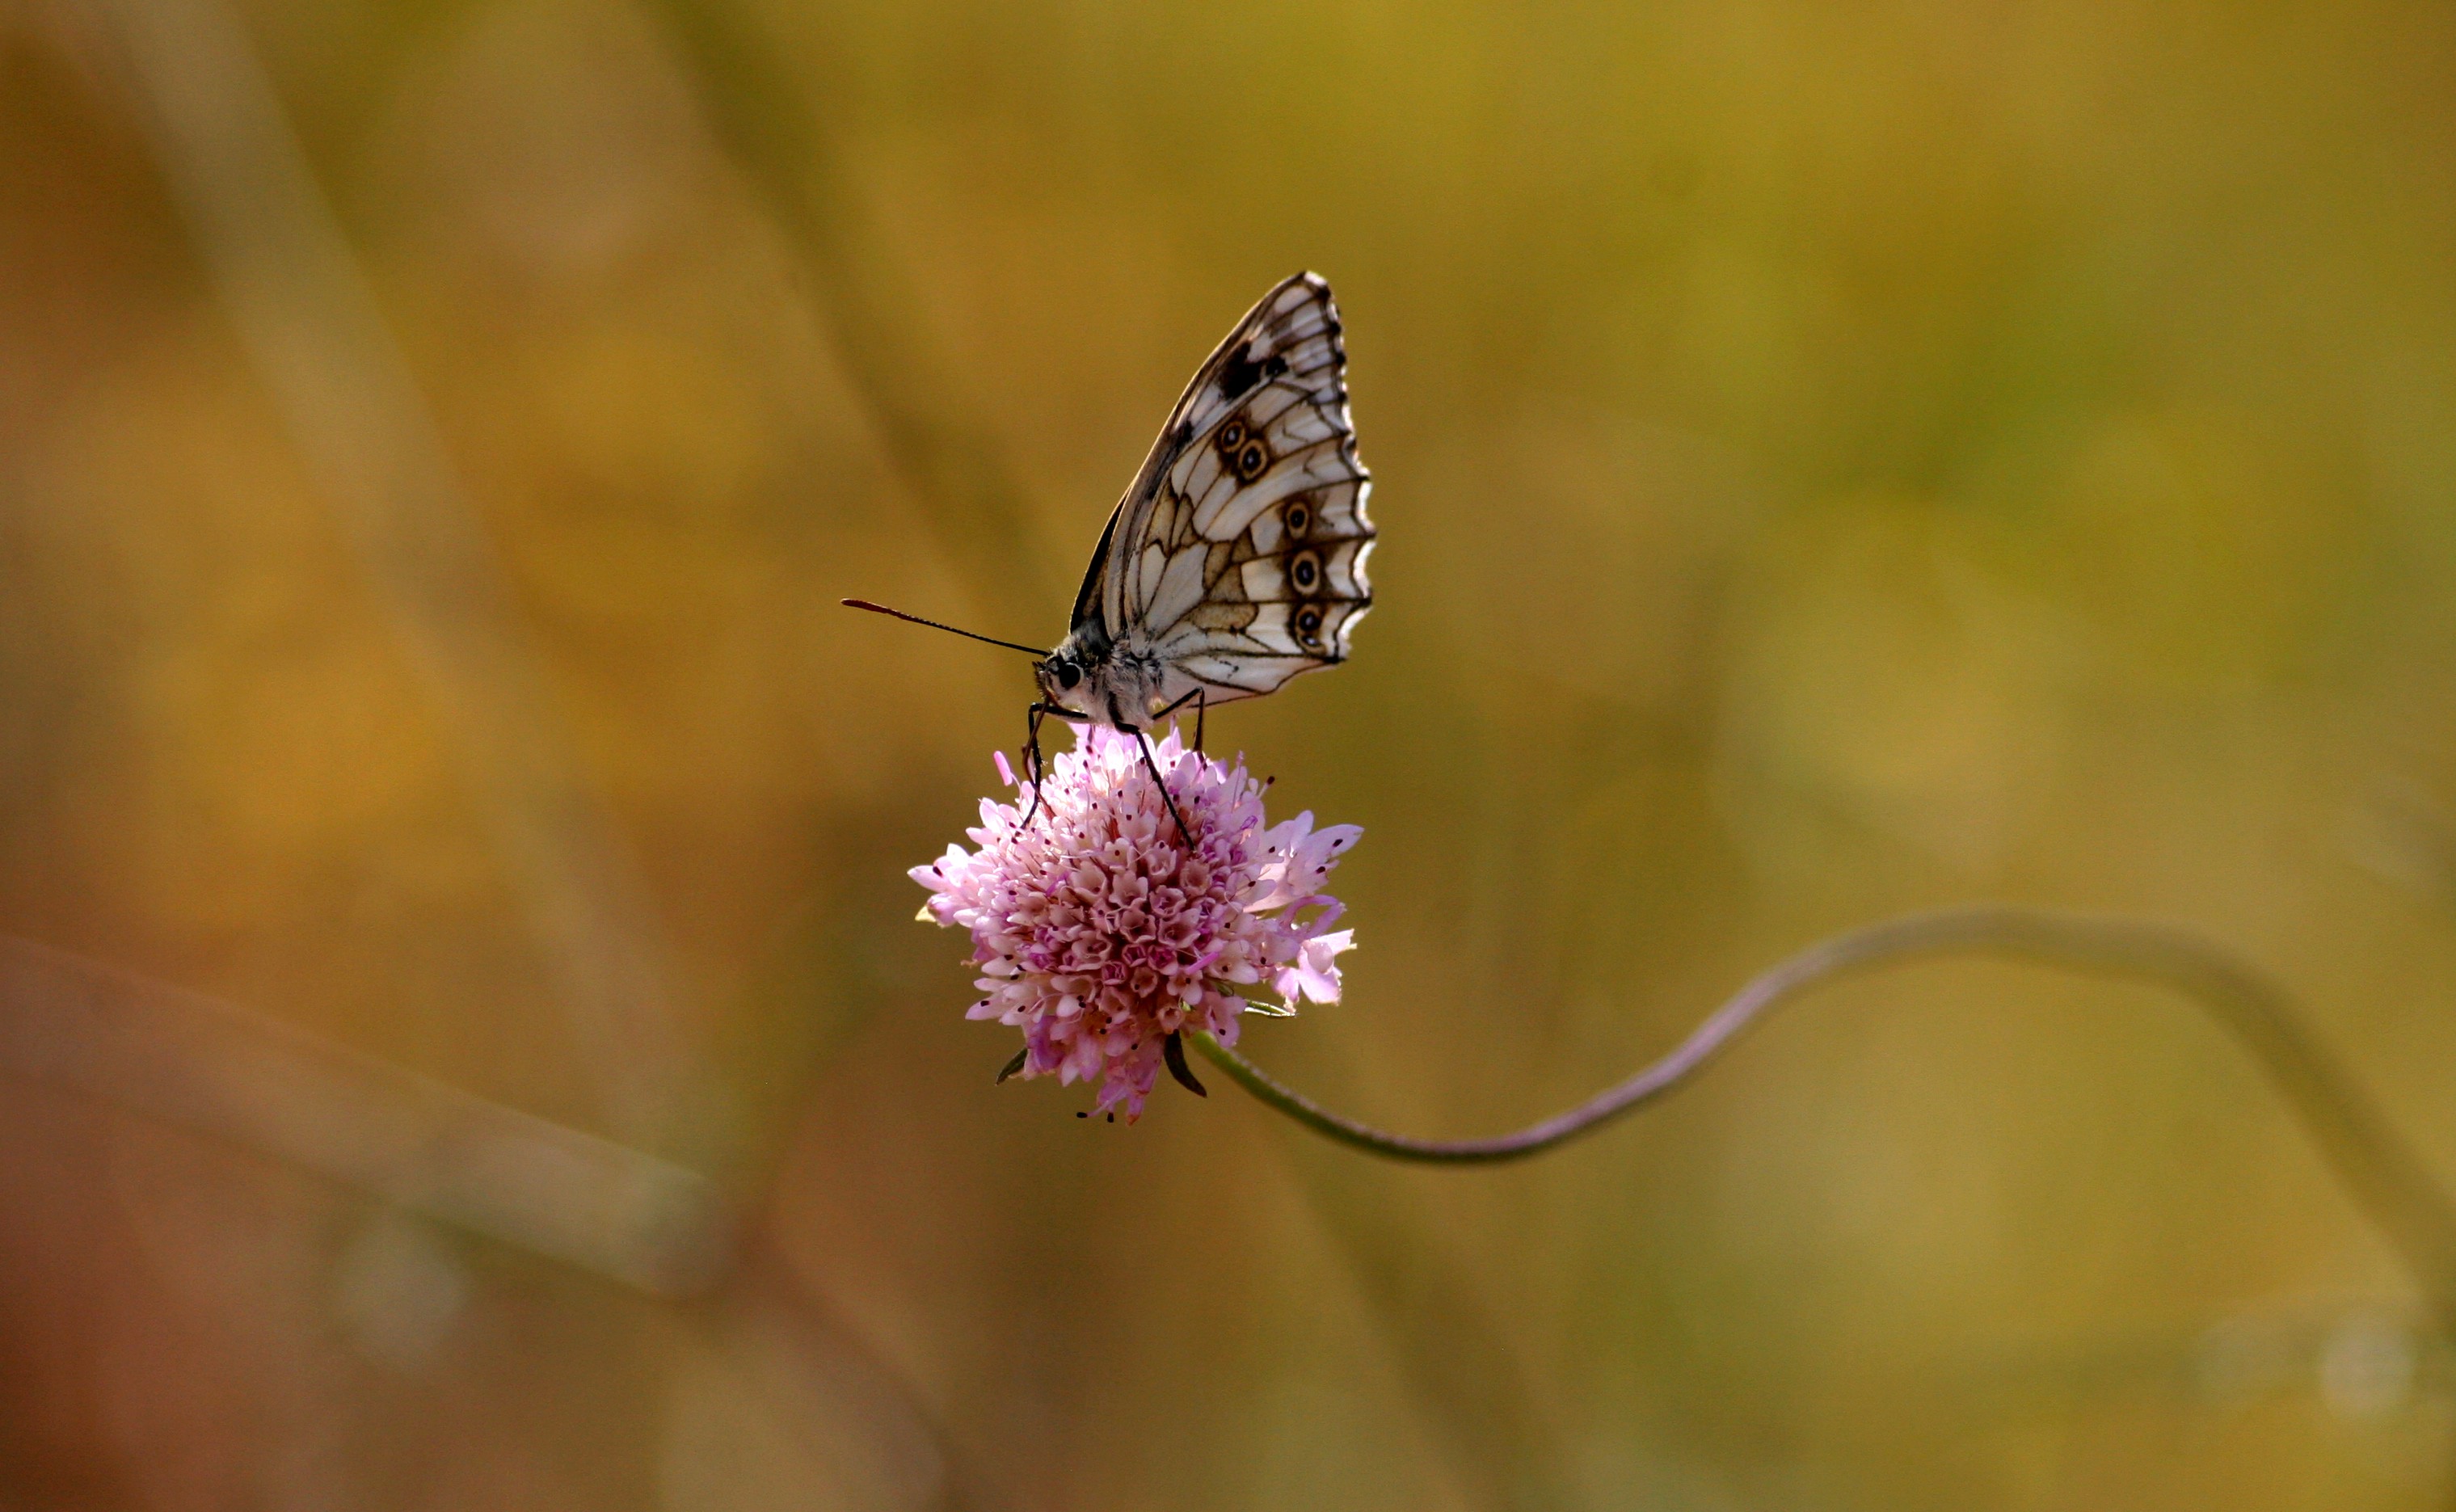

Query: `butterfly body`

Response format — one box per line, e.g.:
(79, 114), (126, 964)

(1033, 272), (1375, 735)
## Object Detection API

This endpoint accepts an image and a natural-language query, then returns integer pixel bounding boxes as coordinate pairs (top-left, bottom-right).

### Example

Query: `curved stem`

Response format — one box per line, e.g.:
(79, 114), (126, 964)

(1191, 905), (2456, 1333)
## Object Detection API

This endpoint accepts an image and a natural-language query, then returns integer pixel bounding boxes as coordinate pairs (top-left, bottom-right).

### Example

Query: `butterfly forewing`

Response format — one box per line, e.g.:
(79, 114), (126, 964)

(1087, 272), (1374, 712)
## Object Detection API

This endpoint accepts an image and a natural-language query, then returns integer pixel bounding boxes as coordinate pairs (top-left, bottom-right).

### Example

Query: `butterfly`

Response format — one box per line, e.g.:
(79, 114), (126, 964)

(848, 272), (1375, 838)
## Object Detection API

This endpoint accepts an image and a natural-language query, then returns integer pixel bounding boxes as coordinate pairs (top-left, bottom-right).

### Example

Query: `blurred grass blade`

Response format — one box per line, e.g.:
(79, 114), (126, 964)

(0, 934), (989, 1504)
(642, 0), (1052, 621)
(1284, 1147), (1581, 1512)
(701, 1232), (992, 1512)
(0, 935), (727, 1296)
(77, 0), (705, 1145)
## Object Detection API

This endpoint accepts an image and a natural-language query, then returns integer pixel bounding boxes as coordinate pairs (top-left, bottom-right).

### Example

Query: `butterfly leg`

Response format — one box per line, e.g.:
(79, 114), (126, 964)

(1018, 705), (1044, 829)
(1019, 701), (1065, 830)
(1123, 722), (1196, 848)
(1151, 688), (1207, 752)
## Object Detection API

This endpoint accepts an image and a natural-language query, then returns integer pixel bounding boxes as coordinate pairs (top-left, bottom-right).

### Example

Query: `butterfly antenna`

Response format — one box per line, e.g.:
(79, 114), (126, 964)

(840, 599), (1048, 658)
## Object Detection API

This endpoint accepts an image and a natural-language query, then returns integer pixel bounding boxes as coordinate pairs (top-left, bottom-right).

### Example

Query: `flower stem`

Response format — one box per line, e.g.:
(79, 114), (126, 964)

(1191, 904), (2456, 1333)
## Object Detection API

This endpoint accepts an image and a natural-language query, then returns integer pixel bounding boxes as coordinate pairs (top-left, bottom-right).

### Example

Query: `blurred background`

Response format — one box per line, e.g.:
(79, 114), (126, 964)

(4, 0), (2456, 1506)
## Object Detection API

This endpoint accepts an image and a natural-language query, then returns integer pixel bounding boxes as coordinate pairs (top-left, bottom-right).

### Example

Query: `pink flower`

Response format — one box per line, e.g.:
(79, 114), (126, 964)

(912, 723), (1359, 1119)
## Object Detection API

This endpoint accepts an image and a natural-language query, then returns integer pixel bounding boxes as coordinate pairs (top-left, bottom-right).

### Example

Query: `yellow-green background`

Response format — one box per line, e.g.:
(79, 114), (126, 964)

(4, 0), (2455, 1506)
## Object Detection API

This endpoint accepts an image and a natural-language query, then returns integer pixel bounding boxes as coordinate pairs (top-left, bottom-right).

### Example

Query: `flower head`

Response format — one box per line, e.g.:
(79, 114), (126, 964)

(912, 723), (1358, 1119)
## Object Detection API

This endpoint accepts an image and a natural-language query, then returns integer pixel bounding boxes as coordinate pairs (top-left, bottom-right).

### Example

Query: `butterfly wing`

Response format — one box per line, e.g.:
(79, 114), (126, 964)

(1079, 272), (1375, 710)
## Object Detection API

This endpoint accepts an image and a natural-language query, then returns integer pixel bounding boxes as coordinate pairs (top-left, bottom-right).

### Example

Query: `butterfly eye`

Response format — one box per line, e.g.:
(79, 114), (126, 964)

(1283, 502), (1311, 538)
(1289, 551), (1322, 592)
(1051, 659), (1082, 689)
(1235, 441), (1270, 482)
(1294, 607), (1324, 646)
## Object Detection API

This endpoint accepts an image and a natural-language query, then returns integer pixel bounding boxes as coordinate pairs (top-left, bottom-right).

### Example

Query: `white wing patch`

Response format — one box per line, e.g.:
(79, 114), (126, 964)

(1144, 543), (1211, 630)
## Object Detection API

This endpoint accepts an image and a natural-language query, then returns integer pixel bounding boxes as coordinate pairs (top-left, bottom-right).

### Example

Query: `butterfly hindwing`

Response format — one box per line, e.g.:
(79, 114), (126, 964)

(1089, 272), (1374, 709)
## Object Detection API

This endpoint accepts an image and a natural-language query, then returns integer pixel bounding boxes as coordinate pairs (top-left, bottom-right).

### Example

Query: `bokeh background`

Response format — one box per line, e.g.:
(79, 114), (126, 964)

(5, 0), (2456, 1506)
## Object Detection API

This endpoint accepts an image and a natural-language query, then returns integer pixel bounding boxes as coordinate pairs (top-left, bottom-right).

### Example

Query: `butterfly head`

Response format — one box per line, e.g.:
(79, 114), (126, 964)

(1035, 649), (1089, 714)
